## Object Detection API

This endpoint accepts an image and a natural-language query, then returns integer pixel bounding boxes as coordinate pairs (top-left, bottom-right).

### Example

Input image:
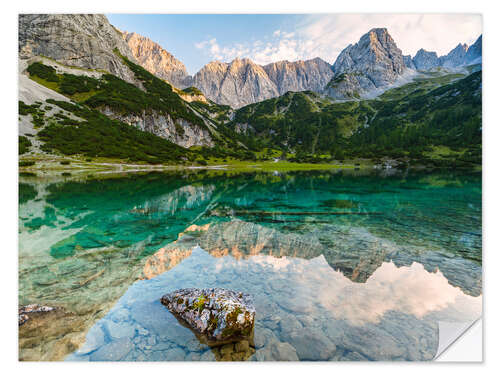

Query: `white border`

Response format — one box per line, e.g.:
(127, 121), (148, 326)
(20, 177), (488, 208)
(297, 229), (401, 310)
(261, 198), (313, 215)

(2, 0), (497, 373)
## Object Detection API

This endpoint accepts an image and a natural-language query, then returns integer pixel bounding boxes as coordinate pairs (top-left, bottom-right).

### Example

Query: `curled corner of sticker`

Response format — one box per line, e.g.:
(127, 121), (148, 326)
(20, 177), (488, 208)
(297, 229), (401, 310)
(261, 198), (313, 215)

(434, 318), (482, 360)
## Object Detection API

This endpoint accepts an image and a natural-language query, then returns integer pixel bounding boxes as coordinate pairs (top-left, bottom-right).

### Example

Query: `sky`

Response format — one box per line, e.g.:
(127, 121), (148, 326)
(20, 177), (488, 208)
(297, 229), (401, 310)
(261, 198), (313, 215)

(107, 14), (482, 75)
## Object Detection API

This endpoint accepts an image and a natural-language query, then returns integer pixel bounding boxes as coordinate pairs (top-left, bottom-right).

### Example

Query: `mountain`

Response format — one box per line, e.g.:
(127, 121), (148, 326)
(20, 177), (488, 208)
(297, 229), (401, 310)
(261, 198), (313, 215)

(465, 35), (482, 64)
(412, 49), (440, 70)
(440, 43), (468, 68)
(18, 14), (482, 167)
(18, 14), (249, 157)
(324, 28), (406, 99)
(190, 57), (334, 108)
(406, 35), (482, 70)
(191, 58), (279, 108)
(118, 30), (334, 108)
(19, 14), (138, 85)
(262, 58), (334, 95)
(231, 70), (481, 167)
(122, 31), (191, 88)
(403, 55), (416, 70)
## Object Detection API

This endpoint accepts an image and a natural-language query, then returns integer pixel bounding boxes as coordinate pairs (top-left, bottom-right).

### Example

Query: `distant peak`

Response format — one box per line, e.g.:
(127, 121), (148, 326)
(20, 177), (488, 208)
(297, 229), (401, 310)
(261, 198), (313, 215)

(368, 27), (388, 34)
(415, 48), (437, 56)
(230, 57), (253, 64)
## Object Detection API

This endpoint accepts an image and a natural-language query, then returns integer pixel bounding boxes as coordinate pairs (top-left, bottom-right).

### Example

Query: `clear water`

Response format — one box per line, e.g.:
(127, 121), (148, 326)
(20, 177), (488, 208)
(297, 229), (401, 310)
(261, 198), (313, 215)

(18, 169), (482, 361)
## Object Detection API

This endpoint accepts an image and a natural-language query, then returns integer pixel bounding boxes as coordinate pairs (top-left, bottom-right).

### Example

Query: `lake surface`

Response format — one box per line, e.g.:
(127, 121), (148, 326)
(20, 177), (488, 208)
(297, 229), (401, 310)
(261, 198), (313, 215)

(18, 169), (482, 361)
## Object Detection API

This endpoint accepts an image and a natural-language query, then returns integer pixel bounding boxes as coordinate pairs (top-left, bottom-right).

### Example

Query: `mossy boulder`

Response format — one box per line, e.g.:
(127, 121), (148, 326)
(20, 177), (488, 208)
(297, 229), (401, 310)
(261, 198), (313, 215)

(160, 288), (255, 345)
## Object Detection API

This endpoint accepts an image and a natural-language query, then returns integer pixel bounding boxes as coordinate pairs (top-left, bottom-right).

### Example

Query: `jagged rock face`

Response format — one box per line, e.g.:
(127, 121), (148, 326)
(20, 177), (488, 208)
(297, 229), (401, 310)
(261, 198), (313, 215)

(465, 35), (482, 64)
(123, 31), (190, 88)
(263, 58), (334, 95)
(440, 43), (468, 68)
(100, 107), (214, 148)
(325, 28), (405, 99)
(412, 49), (440, 70)
(192, 58), (279, 108)
(333, 28), (405, 85)
(161, 288), (255, 344)
(406, 35), (481, 70)
(191, 57), (333, 108)
(403, 55), (416, 69)
(18, 14), (138, 85)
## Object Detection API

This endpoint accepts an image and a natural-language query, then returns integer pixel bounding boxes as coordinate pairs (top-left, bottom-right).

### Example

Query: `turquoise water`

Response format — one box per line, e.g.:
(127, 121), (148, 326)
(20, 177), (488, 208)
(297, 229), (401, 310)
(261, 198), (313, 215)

(18, 169), (482, 361)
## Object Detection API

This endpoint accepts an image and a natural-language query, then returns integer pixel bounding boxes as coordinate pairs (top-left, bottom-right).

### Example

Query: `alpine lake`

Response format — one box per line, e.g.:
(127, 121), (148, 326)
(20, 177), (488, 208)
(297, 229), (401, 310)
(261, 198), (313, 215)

(18, 167), (482, 361)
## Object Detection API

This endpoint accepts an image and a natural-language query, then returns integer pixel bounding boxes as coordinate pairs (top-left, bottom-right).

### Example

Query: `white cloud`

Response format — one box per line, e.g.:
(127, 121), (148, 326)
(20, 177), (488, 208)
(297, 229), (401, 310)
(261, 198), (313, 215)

(193, 14), (482, 67)
(297, 14), (482, 62)
(195, 37), (251, 62)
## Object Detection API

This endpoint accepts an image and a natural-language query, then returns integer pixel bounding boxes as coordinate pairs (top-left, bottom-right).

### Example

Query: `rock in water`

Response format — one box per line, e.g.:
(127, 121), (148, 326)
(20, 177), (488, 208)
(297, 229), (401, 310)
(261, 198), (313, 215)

(18, 304), (57, 326)
(160, 288), (255, 345)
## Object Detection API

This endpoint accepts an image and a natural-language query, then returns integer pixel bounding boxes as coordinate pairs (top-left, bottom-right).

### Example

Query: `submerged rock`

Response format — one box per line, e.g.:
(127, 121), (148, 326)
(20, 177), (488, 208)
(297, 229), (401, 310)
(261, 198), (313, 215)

(160, 288), (255, 345)
(18, 304), (57, 326)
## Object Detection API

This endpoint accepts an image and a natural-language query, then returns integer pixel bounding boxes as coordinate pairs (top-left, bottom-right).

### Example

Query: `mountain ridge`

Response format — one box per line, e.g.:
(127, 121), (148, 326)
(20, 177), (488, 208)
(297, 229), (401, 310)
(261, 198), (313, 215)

(18, 13), (482, 169)
(113, 23), (480, 106)
(404, 35), (482, 70)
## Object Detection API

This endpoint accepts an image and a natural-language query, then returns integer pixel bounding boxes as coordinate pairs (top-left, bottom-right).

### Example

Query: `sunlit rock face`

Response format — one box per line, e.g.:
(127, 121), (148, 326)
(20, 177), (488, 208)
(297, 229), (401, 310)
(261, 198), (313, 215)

(190, 57), (334, 108)
(325, 28), (405, 99)
(192, 58), (279, 109)
(122, 31), (190, 88)
(263, 58), (334, 95)
(161, 288), (256, 344)
(18, 14), (138, 85)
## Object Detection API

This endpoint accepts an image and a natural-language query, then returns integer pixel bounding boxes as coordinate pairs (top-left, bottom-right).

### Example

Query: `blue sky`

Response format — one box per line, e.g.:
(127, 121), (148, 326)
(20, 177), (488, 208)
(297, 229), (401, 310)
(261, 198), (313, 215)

(107, 14), (482, 75)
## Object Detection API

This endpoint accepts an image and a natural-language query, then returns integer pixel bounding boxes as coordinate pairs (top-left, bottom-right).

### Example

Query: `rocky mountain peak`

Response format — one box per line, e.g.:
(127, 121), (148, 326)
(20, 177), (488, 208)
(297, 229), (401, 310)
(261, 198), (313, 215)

(412, 49), (440, 70)
(326, 28), (405, 99)
(406, 35), (481, 70)
(19, 14), (138, 84)
(440, 43), (469, 68)
(403, 55), (416, 69)
(190, 57), (333, 108)
(465, 35), (482, 64)
(333, 28), (404, 80)
(122, 31), (190, 88)
(263, 58), (334, 95)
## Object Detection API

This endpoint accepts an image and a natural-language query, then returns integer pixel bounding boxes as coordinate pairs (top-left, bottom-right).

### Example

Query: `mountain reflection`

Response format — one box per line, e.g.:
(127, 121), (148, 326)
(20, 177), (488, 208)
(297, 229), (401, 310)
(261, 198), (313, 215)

(18, 169), (482, 361)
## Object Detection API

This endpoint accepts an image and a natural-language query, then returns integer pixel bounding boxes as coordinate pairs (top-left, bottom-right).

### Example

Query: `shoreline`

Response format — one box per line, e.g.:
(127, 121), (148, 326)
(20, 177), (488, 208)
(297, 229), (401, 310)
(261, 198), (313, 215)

(18, 152), (482, 179)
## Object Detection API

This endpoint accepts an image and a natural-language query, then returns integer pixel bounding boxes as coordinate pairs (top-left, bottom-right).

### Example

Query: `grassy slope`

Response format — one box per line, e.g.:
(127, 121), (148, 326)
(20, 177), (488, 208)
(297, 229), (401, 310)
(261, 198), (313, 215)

(24, 61), (250, 159)
(21, 61), (481, 170)
(231, 71), (482, 168)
